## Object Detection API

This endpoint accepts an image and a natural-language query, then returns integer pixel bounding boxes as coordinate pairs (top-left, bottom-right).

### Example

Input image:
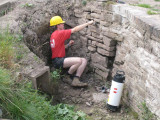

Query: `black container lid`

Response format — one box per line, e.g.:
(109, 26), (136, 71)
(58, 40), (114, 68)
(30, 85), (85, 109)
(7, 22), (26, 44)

(113, 71), (125, 83)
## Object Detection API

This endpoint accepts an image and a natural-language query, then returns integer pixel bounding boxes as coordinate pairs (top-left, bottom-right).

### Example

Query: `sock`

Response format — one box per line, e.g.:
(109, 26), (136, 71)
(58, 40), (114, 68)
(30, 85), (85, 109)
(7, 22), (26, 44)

(74, 76), (80, 78)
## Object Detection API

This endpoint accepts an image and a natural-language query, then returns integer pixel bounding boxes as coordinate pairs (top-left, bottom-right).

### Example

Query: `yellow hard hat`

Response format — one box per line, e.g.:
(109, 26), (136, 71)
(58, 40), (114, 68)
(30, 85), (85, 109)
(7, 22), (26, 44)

(50, 16), (65, 26)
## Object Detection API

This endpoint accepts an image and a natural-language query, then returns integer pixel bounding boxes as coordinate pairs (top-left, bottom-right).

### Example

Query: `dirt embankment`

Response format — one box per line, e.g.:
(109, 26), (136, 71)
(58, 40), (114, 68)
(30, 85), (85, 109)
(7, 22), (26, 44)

(2, 0), (159, 119)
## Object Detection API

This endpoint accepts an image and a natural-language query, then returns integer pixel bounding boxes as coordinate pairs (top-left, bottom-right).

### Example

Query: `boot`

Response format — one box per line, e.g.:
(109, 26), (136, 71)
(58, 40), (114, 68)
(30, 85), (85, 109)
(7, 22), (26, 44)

(71, 77), (88, 87)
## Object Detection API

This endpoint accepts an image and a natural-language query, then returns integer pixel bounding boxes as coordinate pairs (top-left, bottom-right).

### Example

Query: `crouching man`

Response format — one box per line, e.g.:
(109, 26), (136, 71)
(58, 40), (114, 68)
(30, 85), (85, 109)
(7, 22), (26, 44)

(50, 16), (93, 87)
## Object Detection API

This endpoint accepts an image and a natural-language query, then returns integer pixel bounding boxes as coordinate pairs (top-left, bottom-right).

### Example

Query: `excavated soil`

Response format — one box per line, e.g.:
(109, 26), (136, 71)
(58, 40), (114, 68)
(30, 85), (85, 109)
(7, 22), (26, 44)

(1, 0), (160, 119)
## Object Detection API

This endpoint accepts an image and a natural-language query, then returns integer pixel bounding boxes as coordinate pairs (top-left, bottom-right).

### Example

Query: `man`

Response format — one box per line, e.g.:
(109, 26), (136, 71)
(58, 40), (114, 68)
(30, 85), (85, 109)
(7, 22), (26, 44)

(50, 16), (93, 87)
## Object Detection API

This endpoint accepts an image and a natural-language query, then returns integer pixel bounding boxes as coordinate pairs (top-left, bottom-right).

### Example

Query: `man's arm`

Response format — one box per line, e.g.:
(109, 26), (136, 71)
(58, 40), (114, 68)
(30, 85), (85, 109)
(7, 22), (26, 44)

(71, 20), (93, 33)
(65, 40), (74, 49)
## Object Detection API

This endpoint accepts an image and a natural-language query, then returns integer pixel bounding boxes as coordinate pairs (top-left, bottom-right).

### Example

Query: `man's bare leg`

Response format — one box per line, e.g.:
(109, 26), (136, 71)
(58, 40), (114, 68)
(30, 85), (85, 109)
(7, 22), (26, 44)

(63, 57), (82, 74)
(76, 58), (87, 77)
(63, 57), (88, 87)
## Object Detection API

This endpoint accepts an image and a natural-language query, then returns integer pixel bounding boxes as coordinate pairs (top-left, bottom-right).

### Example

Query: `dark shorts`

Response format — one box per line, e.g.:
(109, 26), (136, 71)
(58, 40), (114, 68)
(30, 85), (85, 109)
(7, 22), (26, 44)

(52, 57), (65, 69)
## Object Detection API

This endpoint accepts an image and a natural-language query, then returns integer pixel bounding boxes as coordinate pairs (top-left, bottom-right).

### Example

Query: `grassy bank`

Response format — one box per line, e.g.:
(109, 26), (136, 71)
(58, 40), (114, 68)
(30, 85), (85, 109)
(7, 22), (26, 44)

(0, 29), (87, 120)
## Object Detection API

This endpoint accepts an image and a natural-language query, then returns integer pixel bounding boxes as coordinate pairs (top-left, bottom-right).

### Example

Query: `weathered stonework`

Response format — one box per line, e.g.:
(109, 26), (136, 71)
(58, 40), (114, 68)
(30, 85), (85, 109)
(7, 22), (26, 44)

(19, 0), (160, 118)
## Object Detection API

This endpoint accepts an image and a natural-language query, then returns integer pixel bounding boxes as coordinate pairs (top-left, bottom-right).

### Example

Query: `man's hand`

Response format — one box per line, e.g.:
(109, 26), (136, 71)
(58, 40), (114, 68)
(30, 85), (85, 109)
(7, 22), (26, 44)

(69, 40), (74, 46)
(71, 20), (94, 33)
(88, 20), (94, 25)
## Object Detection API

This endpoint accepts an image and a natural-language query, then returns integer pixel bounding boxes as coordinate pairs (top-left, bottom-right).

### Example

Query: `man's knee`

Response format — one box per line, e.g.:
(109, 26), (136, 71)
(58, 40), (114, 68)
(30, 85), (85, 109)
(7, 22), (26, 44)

(77, 58), (82, 65)
(81, 58), (87, 64)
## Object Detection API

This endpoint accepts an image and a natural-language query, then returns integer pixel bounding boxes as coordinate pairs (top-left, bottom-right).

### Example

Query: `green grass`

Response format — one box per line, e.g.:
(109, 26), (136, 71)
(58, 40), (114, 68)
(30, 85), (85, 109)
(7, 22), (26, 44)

(0, 29), (15, 68)
(51, 69), (63, 82)
(138, 101), (153, 120)
(147, 10), (158, 15)
(155, 0), (160, 1)
(0, 28), (87, 120)
(22, 3), (34, 8)
(137, 4), (152, 8)
(0, 29), (24, 67)
(131, 4), (160, 15)
(0, 67), (87, 120)
(82, 0), (87, 6)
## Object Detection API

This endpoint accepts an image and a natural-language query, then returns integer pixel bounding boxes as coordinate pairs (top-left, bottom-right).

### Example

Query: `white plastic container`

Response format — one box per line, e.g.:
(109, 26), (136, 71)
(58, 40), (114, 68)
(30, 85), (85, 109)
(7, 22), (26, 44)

(107, 71), (125, 111)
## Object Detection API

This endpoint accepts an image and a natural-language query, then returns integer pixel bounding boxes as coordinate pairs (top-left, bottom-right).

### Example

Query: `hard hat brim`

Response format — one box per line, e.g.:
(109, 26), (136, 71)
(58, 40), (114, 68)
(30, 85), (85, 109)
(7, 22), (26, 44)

(50, 21), (65, 26)
(60, 21), (65, 24)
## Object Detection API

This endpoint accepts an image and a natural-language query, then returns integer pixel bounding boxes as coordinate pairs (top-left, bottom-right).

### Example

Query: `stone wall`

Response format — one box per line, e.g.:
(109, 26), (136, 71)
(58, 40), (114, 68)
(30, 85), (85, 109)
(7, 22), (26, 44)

(69, 0), (160, 118)
(20, 0), (160, 118)
(111, 4), (160, 118)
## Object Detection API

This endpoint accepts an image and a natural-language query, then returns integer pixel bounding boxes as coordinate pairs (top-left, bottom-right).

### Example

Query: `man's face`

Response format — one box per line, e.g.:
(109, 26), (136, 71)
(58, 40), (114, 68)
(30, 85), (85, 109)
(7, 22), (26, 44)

(58, 23), (64, 30)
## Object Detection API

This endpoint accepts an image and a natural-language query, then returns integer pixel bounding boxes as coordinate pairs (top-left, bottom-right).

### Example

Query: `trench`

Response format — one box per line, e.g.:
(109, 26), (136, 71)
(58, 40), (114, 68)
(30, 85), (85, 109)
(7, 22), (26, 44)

(20, 0), (119, 104)
(23, 19), (122, 120)
(1, 0), (160, 119)
(20, 3), (120, 119)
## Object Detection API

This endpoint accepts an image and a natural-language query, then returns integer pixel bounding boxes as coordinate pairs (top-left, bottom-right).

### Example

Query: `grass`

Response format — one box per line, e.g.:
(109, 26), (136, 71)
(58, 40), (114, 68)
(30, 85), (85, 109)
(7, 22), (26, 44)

(0, 66), (87, 120)
(102, 1), (116, 8)
(131, 3), (160, 15)
(0, 28), (87, 120)
(0, 28), (24, 68)
(22, 3), (34, 8)
(51, 69), (62, 81)
(0, 8), (13, 17)
(138, 101), (153, 120)
(82, 0), (87, 6)
(155, 0), (160, 1)
(137, 4), (152, 8)
(0, 29), (15, 68)
(147, 10), (158, 15)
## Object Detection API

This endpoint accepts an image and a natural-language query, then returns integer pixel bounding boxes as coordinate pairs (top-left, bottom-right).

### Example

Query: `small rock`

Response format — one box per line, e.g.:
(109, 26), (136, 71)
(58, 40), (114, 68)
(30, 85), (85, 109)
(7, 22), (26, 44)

(86, 102), (91, 107)
(95, 117), (102, 120)
(0, 108), (2, 117)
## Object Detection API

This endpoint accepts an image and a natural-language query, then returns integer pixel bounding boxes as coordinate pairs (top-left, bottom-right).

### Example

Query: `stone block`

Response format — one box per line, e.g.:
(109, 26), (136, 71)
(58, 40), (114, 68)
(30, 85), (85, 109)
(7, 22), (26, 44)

(74, 9), (83, 17)
(143, 18), (154, 39)
(79, 30), (86, 35)
(92, 32), (101, 39)
(92, 41), (97, 47)
(94, 18), (101, 23)
(75, 13), (83, 18)
(150, 40), (160, 58)
(88, 46), (96, 52)
(151, 27), (160, 42)
(78, 18), (86, 25)
(92, 93), (107, 103)
(134, 17), (145, 36)
(94, 63), (109, 72)
(113, 13), (122, 24)
(96, 42), (116, 51)
(74, 9), (83, 14)
(97, 47), (116, 57)
(100, 21), (111, 27)
(114, 35), (124, 42)
(91, 6), (102, 14)
(103, 30), (118, 39)
(91, 13), (100, 19)
(83, 6), (91, 12)
(87, 35), (103, 42)
(91, 52), (108, 67)
(89, 25), (101, 33)
(86, 13), (91, 19)
(88, 40), (92, 45)
(103, 13), (113, 23)
(95, 69), (108, 79)
(80, 36), (87, 41)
